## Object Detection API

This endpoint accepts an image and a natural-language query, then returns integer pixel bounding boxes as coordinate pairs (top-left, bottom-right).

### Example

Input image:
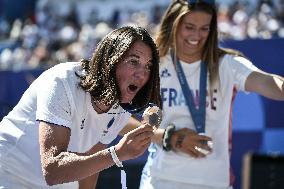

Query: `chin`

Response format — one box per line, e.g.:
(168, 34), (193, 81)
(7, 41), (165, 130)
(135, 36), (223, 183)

(120, 91), (137, 103)
(121, 97), (135, 104)
(120, 98), (132, 104)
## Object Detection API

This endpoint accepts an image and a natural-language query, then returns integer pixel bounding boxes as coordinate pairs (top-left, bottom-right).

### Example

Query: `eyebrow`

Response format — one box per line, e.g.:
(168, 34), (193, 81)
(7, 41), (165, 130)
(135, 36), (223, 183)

(126, 54), (153, 64)
(127, 54), (140, 59)
(184, 22), (210, 27)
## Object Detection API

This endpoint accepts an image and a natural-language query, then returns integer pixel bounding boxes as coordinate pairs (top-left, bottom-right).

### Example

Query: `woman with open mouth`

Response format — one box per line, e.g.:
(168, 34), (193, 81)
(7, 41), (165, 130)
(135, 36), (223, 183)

(0, 26), (161, 189)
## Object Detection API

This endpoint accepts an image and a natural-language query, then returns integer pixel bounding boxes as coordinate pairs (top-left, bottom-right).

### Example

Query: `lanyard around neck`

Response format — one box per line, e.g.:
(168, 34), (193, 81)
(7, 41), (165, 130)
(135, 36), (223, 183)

(170, 50), (208, 134)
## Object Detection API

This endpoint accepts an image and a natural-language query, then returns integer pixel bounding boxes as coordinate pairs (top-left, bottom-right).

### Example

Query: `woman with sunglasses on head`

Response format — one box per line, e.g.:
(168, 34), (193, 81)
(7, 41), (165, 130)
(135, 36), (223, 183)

(0, 26), (161, 189)
(136, 0), (284, 189)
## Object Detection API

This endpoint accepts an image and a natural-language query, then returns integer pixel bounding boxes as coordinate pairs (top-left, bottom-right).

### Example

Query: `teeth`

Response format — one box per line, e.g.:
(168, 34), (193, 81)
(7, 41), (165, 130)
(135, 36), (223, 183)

(187, 40), (198, 45)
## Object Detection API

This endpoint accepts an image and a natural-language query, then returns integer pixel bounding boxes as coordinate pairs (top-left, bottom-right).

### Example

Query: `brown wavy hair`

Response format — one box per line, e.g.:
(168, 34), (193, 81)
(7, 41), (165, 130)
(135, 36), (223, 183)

(156, 0), (243, 87)
(78, 26), (161, 109)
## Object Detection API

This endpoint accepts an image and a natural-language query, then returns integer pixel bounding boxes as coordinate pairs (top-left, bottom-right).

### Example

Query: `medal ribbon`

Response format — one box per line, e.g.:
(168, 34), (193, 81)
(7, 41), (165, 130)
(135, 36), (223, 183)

(170, 50), (207, 133)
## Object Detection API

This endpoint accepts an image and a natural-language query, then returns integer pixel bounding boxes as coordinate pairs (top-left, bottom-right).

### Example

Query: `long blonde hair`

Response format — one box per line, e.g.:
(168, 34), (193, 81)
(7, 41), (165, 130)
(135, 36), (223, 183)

(156, 0), (242, 87)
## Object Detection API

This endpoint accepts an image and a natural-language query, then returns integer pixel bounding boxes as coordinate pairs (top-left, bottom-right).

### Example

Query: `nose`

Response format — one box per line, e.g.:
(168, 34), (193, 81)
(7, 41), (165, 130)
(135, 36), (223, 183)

(192, 29), (202, 40)
(134, 67), (146, 78)
(134, 66), (148, 81)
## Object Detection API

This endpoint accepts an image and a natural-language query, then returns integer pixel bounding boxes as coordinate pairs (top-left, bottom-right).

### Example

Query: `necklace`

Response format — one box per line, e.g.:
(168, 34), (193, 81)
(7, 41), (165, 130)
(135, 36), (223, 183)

(94, 103), (106, 113)
(91, 95), (128, 115)
(91, 96), (108, 113)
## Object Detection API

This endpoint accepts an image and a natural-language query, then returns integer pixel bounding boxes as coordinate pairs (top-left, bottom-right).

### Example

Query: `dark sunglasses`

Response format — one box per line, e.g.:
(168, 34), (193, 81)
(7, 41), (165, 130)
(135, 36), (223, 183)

(187, 0), (215, 5)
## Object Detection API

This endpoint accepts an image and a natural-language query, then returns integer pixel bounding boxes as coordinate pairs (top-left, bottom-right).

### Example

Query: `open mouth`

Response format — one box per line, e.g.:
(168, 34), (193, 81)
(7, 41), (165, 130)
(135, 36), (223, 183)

(128, 84), (138, 93)
(121, 84), (139, 103)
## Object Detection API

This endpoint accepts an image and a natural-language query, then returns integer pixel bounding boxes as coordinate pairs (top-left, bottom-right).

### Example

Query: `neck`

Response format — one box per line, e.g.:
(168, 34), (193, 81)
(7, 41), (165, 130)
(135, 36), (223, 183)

(91, 98), (111, 114)
(177, 52), (201, 64)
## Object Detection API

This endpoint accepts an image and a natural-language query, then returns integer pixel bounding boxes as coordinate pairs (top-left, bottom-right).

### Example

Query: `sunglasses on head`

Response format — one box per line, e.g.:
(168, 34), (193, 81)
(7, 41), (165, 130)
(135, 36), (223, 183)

(187, 0), (215, 5)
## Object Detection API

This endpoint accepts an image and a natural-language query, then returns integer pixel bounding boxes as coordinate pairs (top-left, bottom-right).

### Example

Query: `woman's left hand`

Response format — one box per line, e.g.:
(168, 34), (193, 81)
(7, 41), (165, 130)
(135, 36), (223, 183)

(170, 128), (212, 158)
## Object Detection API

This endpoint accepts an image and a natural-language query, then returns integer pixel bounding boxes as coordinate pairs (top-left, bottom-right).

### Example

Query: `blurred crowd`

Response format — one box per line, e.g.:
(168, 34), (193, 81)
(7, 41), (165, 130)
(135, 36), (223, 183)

(0, 0), (283, 71)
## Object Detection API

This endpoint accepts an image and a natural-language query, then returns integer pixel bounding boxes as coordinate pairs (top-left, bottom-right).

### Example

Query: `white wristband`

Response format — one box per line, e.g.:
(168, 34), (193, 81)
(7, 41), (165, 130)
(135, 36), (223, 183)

(108, 146), (127, 189)
(109, 146), (123, 168)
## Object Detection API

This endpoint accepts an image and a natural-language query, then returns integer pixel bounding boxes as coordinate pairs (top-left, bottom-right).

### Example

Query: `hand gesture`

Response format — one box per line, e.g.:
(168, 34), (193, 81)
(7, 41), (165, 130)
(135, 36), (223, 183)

(171, 128), (212, 158)
(115, 124), (154, 161)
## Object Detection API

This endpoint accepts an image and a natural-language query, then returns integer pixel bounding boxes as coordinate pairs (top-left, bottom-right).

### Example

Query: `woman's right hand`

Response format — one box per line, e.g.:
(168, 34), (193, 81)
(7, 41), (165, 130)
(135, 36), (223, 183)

(114, 124), (154, 161)
(170, 128), (212, 158)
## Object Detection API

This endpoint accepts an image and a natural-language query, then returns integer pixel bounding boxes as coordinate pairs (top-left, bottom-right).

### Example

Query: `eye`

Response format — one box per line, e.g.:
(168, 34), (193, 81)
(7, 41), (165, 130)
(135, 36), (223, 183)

(185, 26), (195, 31)
(201, 27), (210, 32)
(129, 59), (139, 66)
